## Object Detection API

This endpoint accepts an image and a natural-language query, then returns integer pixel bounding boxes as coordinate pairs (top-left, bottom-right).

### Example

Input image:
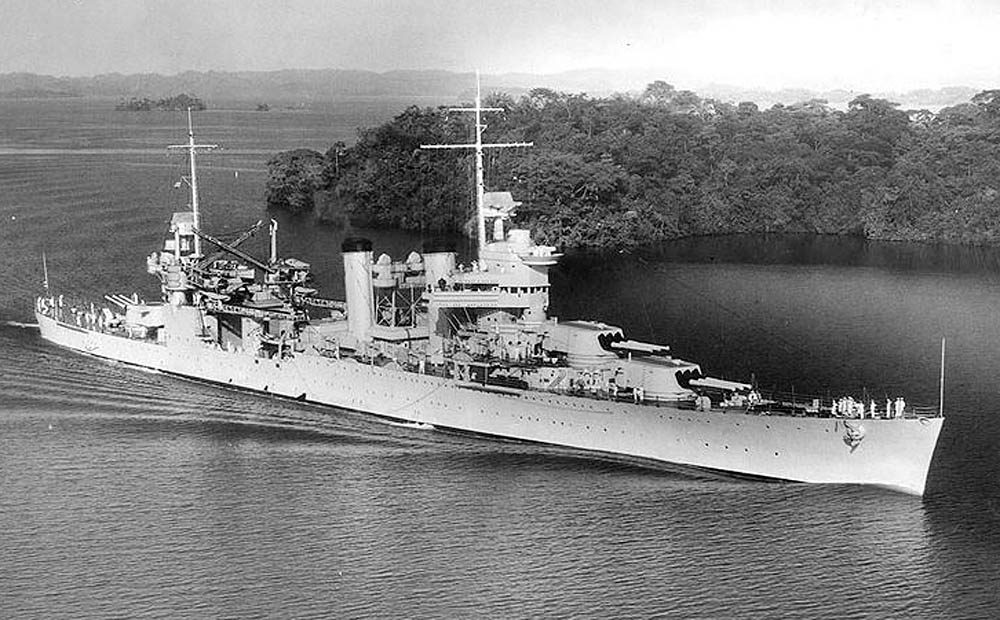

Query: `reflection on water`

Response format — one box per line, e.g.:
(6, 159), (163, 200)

(1, 100), (999, 618)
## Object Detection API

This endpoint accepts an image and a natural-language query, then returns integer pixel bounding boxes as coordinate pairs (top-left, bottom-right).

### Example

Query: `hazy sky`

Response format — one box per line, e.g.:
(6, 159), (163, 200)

(2, 0), (998, 91)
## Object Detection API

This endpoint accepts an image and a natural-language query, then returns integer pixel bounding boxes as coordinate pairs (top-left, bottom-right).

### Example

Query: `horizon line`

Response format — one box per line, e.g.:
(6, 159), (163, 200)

(0, 67), (989, 98)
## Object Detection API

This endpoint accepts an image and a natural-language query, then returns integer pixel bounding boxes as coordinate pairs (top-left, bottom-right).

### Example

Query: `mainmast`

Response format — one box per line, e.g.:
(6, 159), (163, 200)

(421, 71), (532, 257)
(168, 108), (217, 257)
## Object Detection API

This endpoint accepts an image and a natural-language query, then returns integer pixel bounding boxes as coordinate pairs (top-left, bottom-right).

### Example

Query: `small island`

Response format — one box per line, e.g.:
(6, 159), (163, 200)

(115, 93), (206, 111)
(266, 82), (1000, 251)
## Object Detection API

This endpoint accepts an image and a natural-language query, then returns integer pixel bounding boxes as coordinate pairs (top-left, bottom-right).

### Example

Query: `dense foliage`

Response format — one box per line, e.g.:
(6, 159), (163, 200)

(266, 83), (1000, 250)
(115, 93), (206, 111)
(265, 149), (331, 213)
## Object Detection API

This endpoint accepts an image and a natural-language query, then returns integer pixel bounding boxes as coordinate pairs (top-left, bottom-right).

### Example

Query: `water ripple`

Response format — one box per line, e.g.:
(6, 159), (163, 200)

(3, 101), (1000, 619)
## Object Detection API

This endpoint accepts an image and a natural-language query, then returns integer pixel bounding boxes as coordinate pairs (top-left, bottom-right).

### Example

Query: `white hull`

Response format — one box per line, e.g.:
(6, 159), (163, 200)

(37, 312), (943, 495)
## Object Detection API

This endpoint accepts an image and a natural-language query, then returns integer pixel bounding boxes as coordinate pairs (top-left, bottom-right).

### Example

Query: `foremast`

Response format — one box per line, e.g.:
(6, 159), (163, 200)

(419, 71), (532, 257)
(167, 108), (217, 259)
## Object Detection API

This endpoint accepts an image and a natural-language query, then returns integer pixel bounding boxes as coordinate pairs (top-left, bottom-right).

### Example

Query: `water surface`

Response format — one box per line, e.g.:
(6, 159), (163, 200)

(1, 100), (998, 619)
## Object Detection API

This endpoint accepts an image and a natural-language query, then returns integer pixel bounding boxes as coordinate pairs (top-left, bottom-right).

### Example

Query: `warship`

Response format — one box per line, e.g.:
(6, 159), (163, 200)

(35, 83), (944, 496)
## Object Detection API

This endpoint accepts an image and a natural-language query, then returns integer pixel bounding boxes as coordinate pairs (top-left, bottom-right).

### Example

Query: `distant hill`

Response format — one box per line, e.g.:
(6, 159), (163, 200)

(0, 68), (984, 110)
(0, 69), (571, 102)
(0, 68), (644, 102)
(0, 87), (80, 99)
(698, 83), (979, 112)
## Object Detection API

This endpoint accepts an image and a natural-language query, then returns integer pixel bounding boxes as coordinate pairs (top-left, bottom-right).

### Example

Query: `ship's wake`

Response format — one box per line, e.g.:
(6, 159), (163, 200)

(383, 420), (436, 431)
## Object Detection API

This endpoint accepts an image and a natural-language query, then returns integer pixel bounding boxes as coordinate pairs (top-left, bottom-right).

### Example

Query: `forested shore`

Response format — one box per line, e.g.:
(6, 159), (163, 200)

(266, 82), (1000, 251)
(115, 93), (205, 111)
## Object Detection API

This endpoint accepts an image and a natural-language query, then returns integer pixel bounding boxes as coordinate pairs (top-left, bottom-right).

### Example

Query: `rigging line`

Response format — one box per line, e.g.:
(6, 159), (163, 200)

(486, 149), (497, 190)
(654, 264), (807, 357)
(633, 281), (659, 343)
(651, 264), (879, 388)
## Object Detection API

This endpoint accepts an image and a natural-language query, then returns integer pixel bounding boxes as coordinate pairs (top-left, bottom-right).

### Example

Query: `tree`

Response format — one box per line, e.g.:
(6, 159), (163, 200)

(737, 101), (759, 118)
(936, 103), (981, 127)
(843, 94), (911, 169)
(266, 149), (330, 213)
(641, 80), (676, 107)
(972, 89), (1000, 118)
(284, 83), (1000, 250)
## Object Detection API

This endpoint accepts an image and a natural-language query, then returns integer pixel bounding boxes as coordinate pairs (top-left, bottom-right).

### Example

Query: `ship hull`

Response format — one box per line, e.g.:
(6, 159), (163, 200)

(37, 312), (943, 495)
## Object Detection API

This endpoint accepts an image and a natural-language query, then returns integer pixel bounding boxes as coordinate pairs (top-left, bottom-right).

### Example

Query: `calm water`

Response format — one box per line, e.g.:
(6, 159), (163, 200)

(1, 100), (999, 619)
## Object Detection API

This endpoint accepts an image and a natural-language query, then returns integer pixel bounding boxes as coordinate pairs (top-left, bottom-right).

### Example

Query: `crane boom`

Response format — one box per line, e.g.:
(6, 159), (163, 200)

(192, 227), (275, 273)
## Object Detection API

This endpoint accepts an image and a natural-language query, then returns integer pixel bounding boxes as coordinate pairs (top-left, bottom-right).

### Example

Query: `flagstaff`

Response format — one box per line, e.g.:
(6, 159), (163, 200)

(940, 337), (946, 418)
(42, 250), (50, 296)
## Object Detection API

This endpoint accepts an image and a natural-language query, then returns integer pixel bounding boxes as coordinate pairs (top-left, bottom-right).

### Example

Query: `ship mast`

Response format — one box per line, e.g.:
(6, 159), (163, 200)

(421, 71), (532, 256)
(168, 108), (217, 257)
(42, 250), (50, 296)
(939, 337), (946, 418)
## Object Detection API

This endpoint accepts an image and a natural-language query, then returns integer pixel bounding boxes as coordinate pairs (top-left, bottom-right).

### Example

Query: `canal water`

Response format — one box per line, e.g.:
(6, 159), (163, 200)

(1, 100), (997, 618)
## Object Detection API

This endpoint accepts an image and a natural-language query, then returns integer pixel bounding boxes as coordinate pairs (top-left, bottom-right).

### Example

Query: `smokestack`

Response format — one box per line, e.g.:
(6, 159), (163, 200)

(341, 237), (373, 342)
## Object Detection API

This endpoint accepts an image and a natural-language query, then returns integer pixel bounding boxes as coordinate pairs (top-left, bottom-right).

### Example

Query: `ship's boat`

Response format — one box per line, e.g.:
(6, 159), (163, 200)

(34, 81), (945, 496)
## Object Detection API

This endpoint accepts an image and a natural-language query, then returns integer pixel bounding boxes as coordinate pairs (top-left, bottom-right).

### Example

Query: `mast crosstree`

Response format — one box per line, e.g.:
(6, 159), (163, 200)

(420, 71), (532, 257)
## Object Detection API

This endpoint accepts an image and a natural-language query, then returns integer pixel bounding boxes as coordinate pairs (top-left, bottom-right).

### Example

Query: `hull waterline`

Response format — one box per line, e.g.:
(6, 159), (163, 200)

(37, 312), (942, 496)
